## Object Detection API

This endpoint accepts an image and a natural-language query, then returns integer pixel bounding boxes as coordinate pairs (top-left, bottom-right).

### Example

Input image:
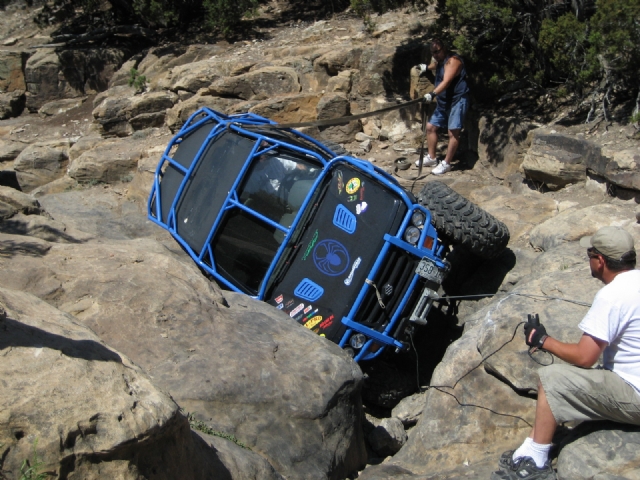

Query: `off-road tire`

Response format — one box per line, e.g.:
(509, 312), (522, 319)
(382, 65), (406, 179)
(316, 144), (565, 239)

(417, 181), (509, 259)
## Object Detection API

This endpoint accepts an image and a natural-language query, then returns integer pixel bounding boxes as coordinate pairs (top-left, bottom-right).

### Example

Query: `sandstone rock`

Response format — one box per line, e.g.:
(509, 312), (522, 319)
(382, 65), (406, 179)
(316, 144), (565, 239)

(13, 143), (68, 192)
(529, 203), (636, 252)
(0, 229), (368, 480)
(67, 140), (142, 183)
(25, 48), (126, 111)
(248, 93), (320, 123)
(368, 417), (407, 457)
(165, 94), (241, 131)
(521, 131), (604, 190)
(0, 89), (25, 119)
(391, 392), (427, 427)
(317, 92), (361, 143)
(206, 66), (301, 100)
(315, 48), (362, 76)
(0, 185), (42, 215)
(0, 138), (28, 162)
(0, 50), (29, 92)
(68, 134), (104, 161)
(327, 69), (356, 93)
(128, 90), (178, 118)
(377, 324), (534, 477)
(0, 287), (233, 480)
(478, 116), (537, 180)
(556, 423), (640, 479)
(605, 148), (640, 192)
(38, 97), (86, 117)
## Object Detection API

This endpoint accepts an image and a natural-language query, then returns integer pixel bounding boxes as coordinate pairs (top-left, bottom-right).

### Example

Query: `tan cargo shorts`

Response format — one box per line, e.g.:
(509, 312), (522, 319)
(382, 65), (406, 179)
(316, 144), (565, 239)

(539, 364), (640, 425)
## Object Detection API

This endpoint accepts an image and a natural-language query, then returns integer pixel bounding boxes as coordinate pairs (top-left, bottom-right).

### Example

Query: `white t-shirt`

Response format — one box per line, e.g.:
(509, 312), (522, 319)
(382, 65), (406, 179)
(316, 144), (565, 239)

(579, 269), (640, 392)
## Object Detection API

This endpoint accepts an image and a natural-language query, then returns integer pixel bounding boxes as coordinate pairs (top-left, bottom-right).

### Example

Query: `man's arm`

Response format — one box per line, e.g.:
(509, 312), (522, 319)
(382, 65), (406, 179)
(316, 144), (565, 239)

(541, 333), (607, 368)
(432, 56), (463, 96)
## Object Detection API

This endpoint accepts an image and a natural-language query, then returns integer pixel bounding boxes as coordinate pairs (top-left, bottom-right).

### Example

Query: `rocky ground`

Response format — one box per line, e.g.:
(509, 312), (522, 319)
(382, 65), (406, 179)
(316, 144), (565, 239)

(2, 1), (640, 479)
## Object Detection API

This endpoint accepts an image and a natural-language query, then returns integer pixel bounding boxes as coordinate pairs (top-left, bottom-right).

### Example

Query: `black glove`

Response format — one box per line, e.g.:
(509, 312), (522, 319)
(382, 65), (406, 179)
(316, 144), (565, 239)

(524, 322), (548, 349)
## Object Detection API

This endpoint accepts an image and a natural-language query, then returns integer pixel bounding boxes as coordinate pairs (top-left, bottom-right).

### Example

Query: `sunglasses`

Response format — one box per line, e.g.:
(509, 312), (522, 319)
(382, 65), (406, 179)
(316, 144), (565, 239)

(587, 247), (602, 259)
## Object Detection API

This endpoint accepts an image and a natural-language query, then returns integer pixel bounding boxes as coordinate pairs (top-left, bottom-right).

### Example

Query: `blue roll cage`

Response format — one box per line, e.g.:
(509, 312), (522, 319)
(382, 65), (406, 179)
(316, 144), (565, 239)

(148, 107), (448, 361)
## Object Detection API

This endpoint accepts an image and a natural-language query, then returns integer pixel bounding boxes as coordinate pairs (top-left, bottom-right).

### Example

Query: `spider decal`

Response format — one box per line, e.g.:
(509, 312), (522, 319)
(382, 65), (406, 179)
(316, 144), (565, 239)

(313, 239), (350, 276)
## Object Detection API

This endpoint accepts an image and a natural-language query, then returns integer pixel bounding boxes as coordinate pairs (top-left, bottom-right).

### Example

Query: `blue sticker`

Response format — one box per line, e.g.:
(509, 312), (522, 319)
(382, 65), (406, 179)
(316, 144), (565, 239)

(313, 239), (350, 276)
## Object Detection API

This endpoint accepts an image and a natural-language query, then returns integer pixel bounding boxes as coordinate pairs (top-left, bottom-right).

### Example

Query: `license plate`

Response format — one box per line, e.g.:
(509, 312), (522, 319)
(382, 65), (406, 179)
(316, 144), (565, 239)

(415, 257), (444, 284)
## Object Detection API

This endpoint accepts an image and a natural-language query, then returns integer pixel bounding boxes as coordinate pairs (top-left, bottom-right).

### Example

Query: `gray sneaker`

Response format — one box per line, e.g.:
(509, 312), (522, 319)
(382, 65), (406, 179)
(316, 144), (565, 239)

(490, 456), (556, 480)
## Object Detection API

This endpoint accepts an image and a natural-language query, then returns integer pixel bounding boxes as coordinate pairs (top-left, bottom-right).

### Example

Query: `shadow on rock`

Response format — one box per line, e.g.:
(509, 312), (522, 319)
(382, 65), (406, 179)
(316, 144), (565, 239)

(0, 238), (51, 258)
(0, 317), (122, 363)
(0, 217), (85, 243)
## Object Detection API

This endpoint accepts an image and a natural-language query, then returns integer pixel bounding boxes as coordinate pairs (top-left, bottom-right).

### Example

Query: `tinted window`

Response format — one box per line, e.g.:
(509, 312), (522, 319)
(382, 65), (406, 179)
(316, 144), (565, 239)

(211, 208), (281, 295)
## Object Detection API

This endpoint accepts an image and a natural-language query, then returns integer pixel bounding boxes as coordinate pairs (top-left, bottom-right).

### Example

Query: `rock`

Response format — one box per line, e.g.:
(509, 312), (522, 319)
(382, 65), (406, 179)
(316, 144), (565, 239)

(556, 422), (640, 479)
(248, 93), (321, 123)
(317, 92), (361, 143)
(326, 69), (356, 93)
(391, 392), (427, 427)
(529, 203), (636, 252)
(165, 94), (241, 132)
(205, 66), (301, 100)
(13, 143), (68, 192)
(605, 148), (640, 191)
(369, 324), (534, 477)
(67, 139), (142, 184)
(194, 431), (285, 480)
(0, 138), (28, 162)
(0, 89), (25, 119)
(315, 48), (362, 76)
(0, 286), (223, 479)
(0, 229), (368, 480)
(0, 185), (42, 215)
(25, 48), (127, 111)
(521, 130), (604, 190)
(0, 50), (29, 92)
(478, 116), (537, 180)
(368, 417), (407, 457)
(360, 138), (372, 152)
(38, 97), (86, 117)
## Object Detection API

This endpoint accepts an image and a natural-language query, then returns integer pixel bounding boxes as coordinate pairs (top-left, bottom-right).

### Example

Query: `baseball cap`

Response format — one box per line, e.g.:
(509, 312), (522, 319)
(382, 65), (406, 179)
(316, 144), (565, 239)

(579, 226), (635, 260)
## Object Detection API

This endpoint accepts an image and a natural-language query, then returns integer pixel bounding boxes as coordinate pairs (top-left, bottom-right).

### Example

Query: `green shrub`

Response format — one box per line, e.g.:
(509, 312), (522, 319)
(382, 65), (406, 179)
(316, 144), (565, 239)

(128, 68), (147, 93)
(203, 0), (258, 37)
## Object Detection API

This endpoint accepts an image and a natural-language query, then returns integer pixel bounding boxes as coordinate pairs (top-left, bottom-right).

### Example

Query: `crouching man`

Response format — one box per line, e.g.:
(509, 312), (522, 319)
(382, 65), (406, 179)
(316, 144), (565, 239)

(493, 226), (640, 480)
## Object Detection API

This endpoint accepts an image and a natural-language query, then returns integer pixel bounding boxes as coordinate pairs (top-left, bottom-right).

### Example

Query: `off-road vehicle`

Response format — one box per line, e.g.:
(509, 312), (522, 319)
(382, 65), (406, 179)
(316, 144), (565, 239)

(148, 107), (509, 361)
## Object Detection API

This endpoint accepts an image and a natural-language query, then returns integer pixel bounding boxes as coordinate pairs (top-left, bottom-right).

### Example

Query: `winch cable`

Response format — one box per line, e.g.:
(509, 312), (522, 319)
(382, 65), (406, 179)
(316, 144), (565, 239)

(242, 97), (425, 130)
(405, 291), (592, 427)
(241, 97), (430, 185)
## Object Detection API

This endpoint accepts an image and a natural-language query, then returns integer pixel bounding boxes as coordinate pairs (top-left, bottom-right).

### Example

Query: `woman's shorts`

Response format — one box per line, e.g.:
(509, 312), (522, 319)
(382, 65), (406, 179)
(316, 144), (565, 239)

(429, 94), (469, 131)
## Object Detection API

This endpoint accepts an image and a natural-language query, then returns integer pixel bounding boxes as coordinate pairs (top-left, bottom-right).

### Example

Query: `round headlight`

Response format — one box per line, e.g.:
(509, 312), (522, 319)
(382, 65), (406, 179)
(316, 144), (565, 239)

(349, 333), (367, 349)
(404, 226), (421, 245)
(411, 211), (426, 227)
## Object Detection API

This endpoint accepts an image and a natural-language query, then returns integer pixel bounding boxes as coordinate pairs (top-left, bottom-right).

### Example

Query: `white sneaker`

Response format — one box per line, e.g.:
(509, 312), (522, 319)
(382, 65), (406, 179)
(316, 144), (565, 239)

(415, 154), (438, 167)
(432, 161), (451, 175)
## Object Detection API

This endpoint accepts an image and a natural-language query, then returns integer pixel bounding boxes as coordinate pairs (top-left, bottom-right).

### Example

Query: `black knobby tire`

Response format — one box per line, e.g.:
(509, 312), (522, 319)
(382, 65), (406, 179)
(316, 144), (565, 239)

(417, 181), (510, 259)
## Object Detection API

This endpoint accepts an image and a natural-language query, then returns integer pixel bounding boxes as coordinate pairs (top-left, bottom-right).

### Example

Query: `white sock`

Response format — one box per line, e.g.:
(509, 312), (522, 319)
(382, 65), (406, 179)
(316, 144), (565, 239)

(513, 437), (551, 468)
(512, 437), (533, 462)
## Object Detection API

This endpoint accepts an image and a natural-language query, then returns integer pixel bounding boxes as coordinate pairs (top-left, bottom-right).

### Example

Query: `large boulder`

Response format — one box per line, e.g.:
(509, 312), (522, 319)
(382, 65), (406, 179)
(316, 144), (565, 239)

(205, 66), (301, 100)
(605, 148), (640, 192)
(67, 139), (142, 184)
(0, 287), (232, 479)
(529, 203), (637, 252)
(521, 130), (604, 190)
(0, 50), (29, 92)
(0, 89), (25, 119)
(248, 93), (321, 123)
(0, 204), (368, 479)
(25, 48), (128, 111)
(13, 141), (70, 192)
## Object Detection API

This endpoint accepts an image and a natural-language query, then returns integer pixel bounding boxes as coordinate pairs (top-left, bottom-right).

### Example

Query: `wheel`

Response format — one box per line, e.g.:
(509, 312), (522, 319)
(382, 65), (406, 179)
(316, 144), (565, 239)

(417, 181), (509, 259)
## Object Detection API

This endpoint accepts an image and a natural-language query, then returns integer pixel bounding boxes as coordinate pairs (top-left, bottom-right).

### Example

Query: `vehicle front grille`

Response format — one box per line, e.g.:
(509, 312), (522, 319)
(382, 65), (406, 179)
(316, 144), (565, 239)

(353, 245), (421, 332)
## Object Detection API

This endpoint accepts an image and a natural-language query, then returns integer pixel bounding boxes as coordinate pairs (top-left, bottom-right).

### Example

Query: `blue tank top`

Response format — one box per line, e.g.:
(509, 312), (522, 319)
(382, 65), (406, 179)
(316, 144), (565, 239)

(435, 54), (469, 107)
